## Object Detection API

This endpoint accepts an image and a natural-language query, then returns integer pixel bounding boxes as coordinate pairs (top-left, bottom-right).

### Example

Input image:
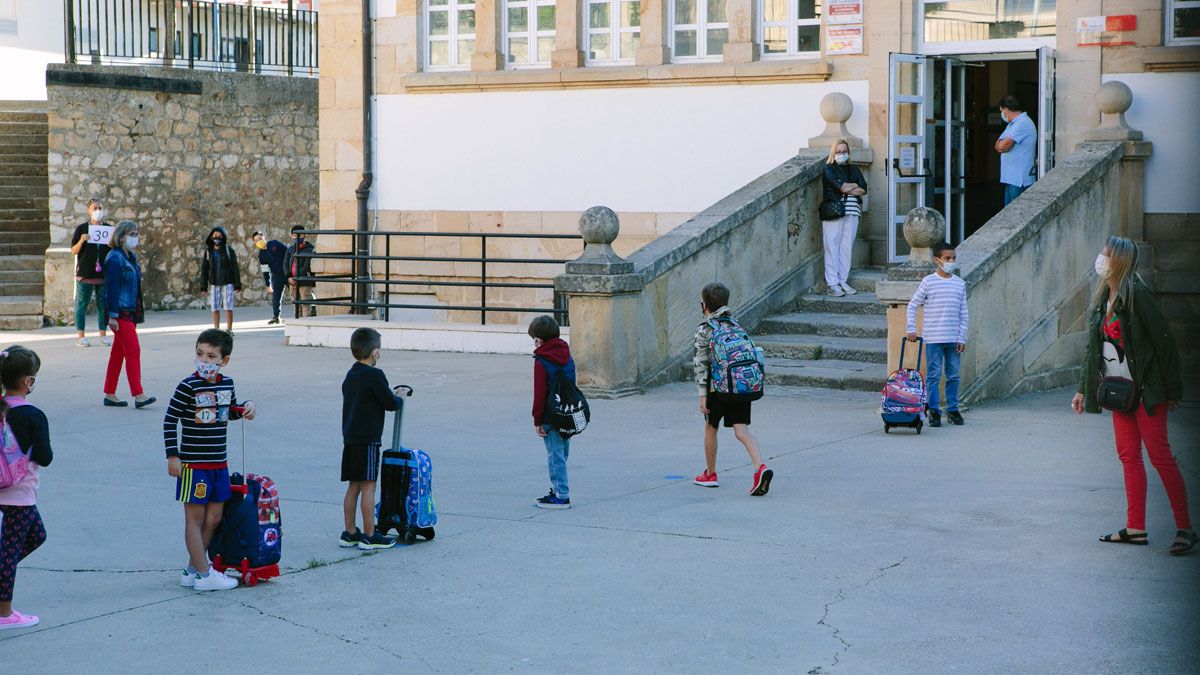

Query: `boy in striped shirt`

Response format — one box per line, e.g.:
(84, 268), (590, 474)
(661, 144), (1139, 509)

(163, 329), (257, 591)
(906, 243), (969, 428)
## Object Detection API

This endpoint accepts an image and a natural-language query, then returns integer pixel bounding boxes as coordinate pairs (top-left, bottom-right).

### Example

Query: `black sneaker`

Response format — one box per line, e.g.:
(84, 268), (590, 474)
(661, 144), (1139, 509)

(358, 532), (397, 550)
(338, 528), (363, 548)
(535, 490), (571, 509)
(947, 411), (964, 426)
(267, 316), (280, 325)
(928, 410), (942, 427)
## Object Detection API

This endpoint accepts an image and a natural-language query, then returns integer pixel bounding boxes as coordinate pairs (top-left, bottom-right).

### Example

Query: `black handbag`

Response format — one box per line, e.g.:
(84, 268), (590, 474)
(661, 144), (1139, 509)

(1097, 376), (1138, 413)
(819, 199), (846, 221)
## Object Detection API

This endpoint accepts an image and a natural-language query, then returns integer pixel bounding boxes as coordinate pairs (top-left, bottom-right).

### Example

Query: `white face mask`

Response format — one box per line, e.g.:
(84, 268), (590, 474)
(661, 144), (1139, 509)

(834, 153), (849, 165)
(126, 235), (140, 249)
(194, 358), (221, 380)
(1095, 253), (1111, 279)
(940, 260), (959, 275)
(91, 209), (105, 222)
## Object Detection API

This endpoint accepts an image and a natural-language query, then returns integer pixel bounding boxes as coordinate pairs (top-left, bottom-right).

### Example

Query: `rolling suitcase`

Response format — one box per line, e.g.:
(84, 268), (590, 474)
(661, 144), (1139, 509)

(209, 405), (281, 586)
(881, 337), (927, 434)
(376, 385), (437, 545)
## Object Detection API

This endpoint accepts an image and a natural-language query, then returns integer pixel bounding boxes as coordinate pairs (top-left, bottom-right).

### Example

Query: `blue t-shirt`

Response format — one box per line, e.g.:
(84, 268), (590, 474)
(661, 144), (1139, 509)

(999, 111), (1037, 187)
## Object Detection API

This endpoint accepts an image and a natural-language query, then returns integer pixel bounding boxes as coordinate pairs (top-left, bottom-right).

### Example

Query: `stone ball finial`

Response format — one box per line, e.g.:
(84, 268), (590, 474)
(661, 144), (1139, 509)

(902, 207), (946, 265)
(1096, 81), (1133, 115)
(1086, 79), (1142, 141)
(807, 92), (864, 150)
(579, 205), (620, 246)
(819, 92), (853, 125)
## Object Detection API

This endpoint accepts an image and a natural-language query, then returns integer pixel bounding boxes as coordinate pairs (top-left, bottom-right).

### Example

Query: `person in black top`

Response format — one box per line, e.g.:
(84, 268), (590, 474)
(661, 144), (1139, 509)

(251, 231), (288, 325)
(197, 227), (242, 333)
(70, 198), (112, 348)
(339, 328), (400, 550)
(284, 225), (317, 318)
(819, 140), (867, 298)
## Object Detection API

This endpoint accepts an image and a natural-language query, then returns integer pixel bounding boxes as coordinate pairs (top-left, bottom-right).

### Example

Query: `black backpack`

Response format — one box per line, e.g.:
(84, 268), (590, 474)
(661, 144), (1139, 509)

(537, 358), (590, 437)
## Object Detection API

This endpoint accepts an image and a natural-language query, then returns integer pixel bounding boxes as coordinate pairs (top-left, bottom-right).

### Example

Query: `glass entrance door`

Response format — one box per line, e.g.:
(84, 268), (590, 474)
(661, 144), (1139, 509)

(931, 57), (968, 244)
(1036, 45), (1055, 177)
(887, 52), (929, 262)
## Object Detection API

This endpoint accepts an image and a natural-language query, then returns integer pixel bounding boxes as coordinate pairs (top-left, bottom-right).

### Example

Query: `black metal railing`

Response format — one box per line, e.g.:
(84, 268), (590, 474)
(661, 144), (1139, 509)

(292, 230), (584, 325)
(65, 0), (318, 76)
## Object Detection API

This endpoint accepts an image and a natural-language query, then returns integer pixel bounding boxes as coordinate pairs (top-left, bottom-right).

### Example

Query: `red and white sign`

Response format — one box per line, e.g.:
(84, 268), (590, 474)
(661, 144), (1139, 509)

(826, 0), (864, 25)
(1076, 14), (1137, 46)
(826, 24), (864, 55)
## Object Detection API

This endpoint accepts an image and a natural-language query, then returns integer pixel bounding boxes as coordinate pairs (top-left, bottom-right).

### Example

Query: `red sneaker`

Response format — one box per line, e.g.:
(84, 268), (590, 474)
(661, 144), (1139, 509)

(693, 470), (719, 487)
(750, 465), (774, 496)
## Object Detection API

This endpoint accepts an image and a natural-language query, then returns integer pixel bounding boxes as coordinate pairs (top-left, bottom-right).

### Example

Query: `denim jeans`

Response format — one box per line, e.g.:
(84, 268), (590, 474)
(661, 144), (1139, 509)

(269, 275), (285, 317)
(74, 280), (106, 331)
(542, 425), (570, 499)
(1003, 183), (1028, 206)
(926, 342), (961, 413)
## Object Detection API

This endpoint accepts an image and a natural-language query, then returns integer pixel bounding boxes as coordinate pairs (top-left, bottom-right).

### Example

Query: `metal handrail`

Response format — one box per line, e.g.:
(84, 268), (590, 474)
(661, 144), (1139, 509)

(291, 229), (583, 325)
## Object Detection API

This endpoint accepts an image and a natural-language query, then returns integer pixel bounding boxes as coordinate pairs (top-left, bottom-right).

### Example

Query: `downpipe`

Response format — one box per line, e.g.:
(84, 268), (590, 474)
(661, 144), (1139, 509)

(353, 0), (374, 314)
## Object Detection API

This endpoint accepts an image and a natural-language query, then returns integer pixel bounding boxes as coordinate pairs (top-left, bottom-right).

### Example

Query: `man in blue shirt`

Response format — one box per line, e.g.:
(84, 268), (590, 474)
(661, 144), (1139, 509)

(995, 95), (1037, 205)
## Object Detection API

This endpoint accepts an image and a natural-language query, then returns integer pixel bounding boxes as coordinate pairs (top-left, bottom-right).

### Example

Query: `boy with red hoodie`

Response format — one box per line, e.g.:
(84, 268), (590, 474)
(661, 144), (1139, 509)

(529, 315), (575, 509)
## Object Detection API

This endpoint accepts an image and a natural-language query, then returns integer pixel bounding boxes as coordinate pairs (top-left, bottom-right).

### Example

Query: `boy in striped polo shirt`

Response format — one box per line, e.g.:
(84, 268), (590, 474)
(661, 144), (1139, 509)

(163, 329), (257, 591)
(906, 243), (969, 428)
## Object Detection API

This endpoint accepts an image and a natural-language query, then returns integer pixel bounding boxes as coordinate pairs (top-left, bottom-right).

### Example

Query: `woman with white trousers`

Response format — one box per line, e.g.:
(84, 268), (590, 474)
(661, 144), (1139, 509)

(819, 140), (866, 297)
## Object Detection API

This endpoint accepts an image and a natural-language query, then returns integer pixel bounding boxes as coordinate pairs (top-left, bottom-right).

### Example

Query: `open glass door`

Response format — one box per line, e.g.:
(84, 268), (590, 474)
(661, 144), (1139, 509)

(931, 57), (967, 244)
(887, 53), (930, 263)
(1037, 46), (1055, 178)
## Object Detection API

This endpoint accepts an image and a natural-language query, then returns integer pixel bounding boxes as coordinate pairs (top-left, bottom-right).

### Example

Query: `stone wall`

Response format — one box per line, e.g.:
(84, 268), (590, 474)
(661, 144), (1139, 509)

(43, 64), (317, 322)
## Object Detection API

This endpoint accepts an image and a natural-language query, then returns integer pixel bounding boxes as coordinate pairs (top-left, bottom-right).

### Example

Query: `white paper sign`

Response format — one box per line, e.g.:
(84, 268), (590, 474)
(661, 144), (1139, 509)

(899, 147), (916, 170)
(827, 0), (863, 25)
(88, 224), (115, 245)
(826, 24), (864, 55)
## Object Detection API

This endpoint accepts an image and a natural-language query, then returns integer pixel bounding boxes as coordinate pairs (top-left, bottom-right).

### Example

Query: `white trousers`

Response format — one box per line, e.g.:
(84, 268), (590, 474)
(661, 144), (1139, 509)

(822, 214), (859, 287)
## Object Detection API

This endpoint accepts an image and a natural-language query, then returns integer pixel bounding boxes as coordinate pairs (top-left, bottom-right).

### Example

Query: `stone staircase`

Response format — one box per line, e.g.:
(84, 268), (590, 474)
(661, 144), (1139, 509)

(757, 268), (887, 392)
(0, 102), (49, 330)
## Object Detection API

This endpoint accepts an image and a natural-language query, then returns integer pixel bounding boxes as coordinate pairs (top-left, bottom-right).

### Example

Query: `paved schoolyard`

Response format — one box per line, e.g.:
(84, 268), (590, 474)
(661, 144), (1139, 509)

(2, 307), (1198, 673)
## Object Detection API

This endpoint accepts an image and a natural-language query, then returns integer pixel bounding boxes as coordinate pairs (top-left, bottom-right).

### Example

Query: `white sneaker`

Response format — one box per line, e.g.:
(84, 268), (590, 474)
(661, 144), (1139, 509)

(180, 569), (197, 588)
(193, 569), (238, 591)
(829, 286), (845, 297)
(76, 337), (91, 347)
(841, 283), (858, 295)
(101, 336), (113, 346)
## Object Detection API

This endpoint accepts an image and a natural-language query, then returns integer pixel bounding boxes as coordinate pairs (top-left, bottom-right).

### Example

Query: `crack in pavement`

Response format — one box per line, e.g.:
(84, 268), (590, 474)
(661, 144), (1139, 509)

(24, 566), (178, 574)
(808, 556), (908, 674)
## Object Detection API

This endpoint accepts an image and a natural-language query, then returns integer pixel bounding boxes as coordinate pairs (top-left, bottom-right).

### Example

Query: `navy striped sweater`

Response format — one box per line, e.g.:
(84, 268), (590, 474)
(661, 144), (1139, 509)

(163, 374), (243, 463)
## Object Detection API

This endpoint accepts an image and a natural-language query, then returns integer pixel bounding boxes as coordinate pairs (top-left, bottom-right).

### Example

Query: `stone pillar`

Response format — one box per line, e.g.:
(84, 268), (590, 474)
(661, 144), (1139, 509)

(555, 206), (646, 398)
(876, 207), (945, 375)
(552, 0), (585, 68)
(471, 0), (505, 70)
(722, 0), (757, 63)
(1083, 81), (1152, 241)
(634, 0), (670, 66)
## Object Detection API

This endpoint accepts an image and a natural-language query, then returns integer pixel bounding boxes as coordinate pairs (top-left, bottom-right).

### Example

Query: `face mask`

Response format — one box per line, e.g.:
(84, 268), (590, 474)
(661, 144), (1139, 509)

(940, 260), (959, 275)
(91, 209), (105, 222)
(255, 239), (267, 250)
(834, 153), (849, 165)
(1095, 253), (1111, 279)
(126, 235), (140, 249)
(25, 377), (35, 395)
(194, 358), (221, 380)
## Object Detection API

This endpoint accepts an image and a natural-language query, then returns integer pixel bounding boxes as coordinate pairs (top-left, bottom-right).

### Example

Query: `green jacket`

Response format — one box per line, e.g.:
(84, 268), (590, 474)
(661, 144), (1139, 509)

(1079, 277), (1182, 415)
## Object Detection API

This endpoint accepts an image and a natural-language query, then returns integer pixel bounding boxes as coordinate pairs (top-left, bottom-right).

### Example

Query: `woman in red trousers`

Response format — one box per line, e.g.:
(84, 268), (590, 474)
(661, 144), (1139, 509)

(101, 220), (156, 409)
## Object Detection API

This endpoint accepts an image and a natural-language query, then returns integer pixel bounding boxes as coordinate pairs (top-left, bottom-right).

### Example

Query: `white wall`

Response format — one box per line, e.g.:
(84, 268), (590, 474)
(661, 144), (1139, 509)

(1104, 72), (1200, 214)
(0, 1), (65, 100)
(374, 80), (869, 213)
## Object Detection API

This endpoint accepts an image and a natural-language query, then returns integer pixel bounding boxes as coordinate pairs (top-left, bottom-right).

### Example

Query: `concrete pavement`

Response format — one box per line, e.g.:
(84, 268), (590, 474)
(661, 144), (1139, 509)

(1, 306), (1198, 673)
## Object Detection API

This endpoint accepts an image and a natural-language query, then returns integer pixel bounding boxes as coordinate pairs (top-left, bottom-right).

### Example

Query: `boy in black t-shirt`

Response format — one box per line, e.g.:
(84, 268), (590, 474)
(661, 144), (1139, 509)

(70, 198), (111, 347)
(339, 328), (399, 550)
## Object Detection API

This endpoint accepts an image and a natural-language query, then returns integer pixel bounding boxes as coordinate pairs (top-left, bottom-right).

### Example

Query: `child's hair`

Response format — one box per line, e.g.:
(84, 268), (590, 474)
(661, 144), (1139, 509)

(527, 315), (560, 341)
(0, 345), (41, 423)
(290, 225), (305, 234)
(701, 282), (731, 312)
(251, 231), (264, 239)
(350, 327), (382, 361)
(933, 242), (955, 259)
(197, 329), (234, 357)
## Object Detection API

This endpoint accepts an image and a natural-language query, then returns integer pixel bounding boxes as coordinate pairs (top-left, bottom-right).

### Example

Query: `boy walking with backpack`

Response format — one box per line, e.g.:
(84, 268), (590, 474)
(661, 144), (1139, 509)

(339, 328), (399, 549)
(692, 283), (773, 496)
(530, 315), (576, 509)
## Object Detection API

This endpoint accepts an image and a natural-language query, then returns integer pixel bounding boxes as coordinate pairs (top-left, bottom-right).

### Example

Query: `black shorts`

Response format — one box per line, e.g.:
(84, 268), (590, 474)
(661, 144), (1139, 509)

(341, 442), (381, 482)
(705, 396), (752, 429)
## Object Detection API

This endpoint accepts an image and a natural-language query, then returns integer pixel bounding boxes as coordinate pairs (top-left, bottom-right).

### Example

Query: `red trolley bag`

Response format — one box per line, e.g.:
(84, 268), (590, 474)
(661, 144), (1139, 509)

(209, 405), (281, 586)
(881, 337), (927, 434)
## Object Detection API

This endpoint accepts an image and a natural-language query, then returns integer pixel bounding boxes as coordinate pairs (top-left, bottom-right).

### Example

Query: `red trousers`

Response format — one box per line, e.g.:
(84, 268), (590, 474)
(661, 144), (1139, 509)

(104, 318), (143, 397)
(1112, 404), (1191, 530)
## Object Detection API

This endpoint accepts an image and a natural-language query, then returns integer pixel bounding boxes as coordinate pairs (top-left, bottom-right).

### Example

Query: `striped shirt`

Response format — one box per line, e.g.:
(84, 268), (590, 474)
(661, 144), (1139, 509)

(163, 374), (241, 464)
(843, 195), (861, 218)
(906, 273), (969, 344)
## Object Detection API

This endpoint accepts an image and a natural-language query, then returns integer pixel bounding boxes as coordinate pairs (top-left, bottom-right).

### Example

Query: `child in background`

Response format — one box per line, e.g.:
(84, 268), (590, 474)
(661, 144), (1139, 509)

(251, 231), (288, 325)
(198, 227), (243, 332)
(0, 346), (52, 630)
(340, 328), (399, 550)
(529, 315), (575, 509)
(906, 242), (969, 428)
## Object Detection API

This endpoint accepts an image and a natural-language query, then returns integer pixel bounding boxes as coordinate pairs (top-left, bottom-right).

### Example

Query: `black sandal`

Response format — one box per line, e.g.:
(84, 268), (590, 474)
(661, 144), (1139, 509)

(1100, 528), (1148, 545)
(1170, 530), (1198, 556)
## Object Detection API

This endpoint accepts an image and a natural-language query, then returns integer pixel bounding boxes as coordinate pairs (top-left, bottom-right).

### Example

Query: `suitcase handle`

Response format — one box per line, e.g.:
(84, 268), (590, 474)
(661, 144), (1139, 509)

(898, 336), (924, 372)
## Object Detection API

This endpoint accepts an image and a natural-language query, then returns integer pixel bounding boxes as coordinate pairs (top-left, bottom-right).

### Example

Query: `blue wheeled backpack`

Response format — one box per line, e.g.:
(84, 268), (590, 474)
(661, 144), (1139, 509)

(377, 387), (437, 545)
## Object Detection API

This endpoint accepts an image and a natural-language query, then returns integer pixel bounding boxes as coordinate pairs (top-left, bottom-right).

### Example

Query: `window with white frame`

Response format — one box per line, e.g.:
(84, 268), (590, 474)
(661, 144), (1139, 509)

(671, 0), (728, 60)
(0, 0), (17, 36)
(505, 0), (555, 67)
(586, 0), (641, 62)
(1168, 0), (1200, 45)
(426, 0), (476, 70)
(759, 0), (820, 57)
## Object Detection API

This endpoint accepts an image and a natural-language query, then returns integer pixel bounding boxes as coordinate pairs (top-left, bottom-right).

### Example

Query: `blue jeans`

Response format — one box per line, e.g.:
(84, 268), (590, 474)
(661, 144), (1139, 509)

(1003, 183), (1028, 205)
(542, 426), (570, 499)
(74, 280), (106, 331)
(269, 275), (285, 317)
(926, 343), (961, 413)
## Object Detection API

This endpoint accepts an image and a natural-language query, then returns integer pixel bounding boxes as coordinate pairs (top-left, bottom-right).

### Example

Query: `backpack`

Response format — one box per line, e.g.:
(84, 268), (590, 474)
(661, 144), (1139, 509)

(707, 317), (766, 401)
(0, 397), (32, 491)
(538, 357), (590, 437)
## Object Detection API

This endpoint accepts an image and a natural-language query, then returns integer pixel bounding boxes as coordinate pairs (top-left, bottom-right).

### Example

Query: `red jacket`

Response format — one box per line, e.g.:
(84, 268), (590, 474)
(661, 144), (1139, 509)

(532, 338), (573, 425)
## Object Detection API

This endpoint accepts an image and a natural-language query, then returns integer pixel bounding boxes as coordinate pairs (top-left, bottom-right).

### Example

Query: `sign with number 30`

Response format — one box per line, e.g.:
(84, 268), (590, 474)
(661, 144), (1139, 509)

(88, 224), (114, 244)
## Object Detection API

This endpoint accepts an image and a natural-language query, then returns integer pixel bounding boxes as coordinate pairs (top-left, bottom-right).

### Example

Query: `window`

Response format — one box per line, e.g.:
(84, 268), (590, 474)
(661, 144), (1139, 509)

(505, 0), (555, 67)
(671, 0), (728, 61)
(921, 1), (1055, 45)
(1168, 0), (1200, 45)
(426, 0), (476, 70)
(586, 0), (641, 63)
(759, 0), (820, 57)
(0, 0), (16, 36)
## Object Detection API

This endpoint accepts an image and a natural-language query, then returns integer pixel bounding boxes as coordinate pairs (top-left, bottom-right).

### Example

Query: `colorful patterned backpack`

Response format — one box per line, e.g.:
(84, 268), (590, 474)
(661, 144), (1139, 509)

(707, 317), (766, 401)
(0, 398), (32, 491)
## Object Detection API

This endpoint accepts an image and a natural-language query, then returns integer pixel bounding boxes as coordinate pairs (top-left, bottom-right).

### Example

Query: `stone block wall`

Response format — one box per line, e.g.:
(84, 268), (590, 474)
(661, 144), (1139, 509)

(43, 64), (317, 322)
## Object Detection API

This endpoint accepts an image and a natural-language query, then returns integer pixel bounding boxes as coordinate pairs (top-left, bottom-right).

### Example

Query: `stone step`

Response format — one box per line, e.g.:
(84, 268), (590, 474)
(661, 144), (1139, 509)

(0, 176), (49, 187)
(0, 269), (43, 284)
(0, 255), (45, 271)
(0, 197), (48, 210)
(0, 281), (45, 296)
(0, 111), (47, 124)
(0, 133), (48, 148)
(0, 163), (48, 177)
(793, 292), (886, 316)
(0, 185), (48, 199)
(757, 311), (887, 338)
(0, 221), (49, 236)
(0, 121), (48, 134)
(0, 315), (43, 330)
(0, 295), (43, 316)
(0, 152), (46, 164)
(0, 242), (47, 256)
(766, 358), (884, 392)
(841, 268), (886, 294)
(0, 208), (48, 221)
(756, 334), (888, 364)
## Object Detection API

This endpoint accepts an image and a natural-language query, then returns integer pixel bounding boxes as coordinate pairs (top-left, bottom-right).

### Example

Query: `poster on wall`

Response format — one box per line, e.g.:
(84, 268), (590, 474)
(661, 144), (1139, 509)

(826, 0), (864, 25)
(826, 25), (864, 55)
